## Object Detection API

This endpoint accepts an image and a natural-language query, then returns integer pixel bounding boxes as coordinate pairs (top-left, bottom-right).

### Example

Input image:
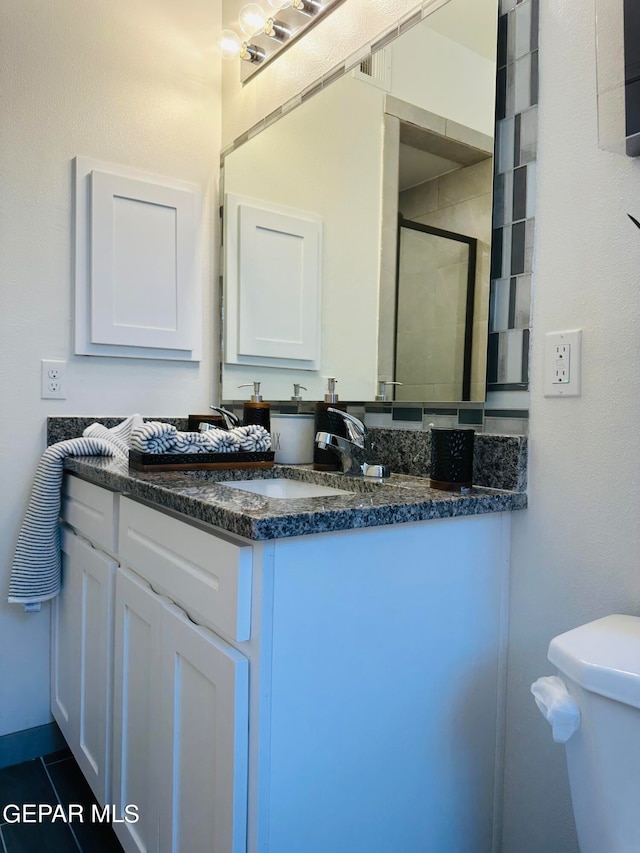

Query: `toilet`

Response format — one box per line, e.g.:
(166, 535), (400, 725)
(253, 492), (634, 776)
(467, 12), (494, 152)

(543, 614), (640, 853)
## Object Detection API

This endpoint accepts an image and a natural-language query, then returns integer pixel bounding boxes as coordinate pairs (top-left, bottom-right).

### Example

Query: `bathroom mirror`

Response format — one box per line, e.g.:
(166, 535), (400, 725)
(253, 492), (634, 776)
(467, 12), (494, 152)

(221, 0), (498, 404)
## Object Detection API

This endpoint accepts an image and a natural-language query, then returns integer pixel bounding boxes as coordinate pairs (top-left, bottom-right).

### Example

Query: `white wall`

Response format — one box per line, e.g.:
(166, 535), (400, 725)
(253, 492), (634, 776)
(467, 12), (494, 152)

(389, 24), (496, 136)
(0, 0), (221, 736)
(501, 1), (640, 851)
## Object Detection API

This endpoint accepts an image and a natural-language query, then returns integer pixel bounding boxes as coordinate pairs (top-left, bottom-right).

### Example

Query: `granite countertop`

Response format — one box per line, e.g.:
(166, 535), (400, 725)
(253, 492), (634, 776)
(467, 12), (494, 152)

(64, 455), (527, 541)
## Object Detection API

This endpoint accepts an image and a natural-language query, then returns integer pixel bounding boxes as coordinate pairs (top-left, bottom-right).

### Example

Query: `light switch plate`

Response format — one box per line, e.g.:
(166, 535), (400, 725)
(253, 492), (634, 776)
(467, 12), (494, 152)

(544, 330), (582, 397)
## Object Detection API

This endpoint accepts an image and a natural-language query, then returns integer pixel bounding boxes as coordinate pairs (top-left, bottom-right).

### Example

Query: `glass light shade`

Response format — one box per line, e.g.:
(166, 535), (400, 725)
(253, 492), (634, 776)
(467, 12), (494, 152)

(218, 29), (243, 60)
(238, 3), (268, 36)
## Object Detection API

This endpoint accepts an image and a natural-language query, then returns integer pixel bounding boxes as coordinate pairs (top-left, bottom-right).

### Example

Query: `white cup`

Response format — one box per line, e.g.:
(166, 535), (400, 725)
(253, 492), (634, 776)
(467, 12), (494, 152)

(270, 414), (315, 464)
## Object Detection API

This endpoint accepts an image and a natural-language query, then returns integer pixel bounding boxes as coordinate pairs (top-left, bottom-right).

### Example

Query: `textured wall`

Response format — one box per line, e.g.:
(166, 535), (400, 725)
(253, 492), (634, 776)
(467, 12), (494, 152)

(0, 0), (221, 735)
(501, 0), (640, 850)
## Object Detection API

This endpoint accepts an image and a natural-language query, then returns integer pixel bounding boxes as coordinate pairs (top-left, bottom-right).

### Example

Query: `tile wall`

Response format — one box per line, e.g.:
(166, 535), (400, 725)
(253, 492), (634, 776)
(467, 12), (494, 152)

(487, 0), (538, 394)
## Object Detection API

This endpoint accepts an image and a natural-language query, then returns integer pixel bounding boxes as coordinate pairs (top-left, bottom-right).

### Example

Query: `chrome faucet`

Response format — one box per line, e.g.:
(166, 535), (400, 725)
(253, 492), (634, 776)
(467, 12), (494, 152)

(315, 408), (390, 478)
(208, 406), (240, 430)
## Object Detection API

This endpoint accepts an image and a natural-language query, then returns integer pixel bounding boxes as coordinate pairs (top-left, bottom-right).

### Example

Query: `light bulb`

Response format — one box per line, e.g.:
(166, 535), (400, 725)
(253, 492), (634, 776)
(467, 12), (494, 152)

(238, 3), (268, 36)
(267, 0), (292, 9)
(218, 29), (242, 60)
(292, 0), (323, 14)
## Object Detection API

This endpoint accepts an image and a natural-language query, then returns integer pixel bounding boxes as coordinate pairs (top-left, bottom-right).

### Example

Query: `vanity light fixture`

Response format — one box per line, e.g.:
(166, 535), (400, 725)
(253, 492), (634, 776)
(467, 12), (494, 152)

(219, 0), (344, 82)
(291, 0), (323, 16)
(264, 17), (292, 42)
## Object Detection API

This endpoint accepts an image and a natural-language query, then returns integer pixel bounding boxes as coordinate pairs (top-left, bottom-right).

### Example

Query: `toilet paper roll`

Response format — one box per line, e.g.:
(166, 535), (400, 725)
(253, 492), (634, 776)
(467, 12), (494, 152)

(531, 675), (581, 743)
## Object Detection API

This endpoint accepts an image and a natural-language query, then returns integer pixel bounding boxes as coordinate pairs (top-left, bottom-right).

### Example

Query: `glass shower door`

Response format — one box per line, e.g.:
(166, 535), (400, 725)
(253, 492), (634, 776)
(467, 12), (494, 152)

(394, 219), (476, 401)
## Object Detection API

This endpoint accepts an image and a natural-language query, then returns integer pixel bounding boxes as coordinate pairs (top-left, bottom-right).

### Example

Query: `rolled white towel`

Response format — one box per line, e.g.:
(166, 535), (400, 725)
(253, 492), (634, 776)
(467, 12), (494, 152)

(173, 431), (219, 454)
(232, 424), (271, 452)
(130, 422), (178, 453)
(203, 430), (242, 453)
(129, 421), (269, 455)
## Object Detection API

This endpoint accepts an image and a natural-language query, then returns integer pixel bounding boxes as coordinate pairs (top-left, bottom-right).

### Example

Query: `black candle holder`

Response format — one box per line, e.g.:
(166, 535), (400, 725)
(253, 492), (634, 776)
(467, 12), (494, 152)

(430, 428), (475, 491)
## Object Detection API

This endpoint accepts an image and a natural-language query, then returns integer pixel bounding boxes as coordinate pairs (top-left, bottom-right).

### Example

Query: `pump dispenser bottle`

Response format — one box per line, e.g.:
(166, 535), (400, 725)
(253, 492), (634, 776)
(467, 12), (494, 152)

(291, 384), (307, 402)
(313, 377), (347, 470)
(238, 382), (271, 432)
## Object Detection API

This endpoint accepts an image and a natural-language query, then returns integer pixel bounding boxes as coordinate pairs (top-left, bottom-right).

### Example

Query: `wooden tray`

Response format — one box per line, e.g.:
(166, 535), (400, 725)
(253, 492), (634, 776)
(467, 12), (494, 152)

(128, 450), (274, 472)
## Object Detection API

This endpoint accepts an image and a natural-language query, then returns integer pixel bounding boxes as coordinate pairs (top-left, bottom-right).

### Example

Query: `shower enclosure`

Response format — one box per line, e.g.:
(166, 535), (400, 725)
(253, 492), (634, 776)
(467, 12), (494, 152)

(394, 217), (477, 402)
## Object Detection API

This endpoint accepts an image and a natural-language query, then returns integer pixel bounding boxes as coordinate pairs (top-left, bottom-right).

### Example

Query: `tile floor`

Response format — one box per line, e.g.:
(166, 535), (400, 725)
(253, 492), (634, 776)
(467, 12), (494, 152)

(0, 749), (123, 852)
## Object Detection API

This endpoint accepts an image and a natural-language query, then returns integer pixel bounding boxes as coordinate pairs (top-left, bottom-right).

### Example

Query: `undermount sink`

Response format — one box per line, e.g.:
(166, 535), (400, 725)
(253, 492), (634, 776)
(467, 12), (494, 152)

(222, 478), (353, 499)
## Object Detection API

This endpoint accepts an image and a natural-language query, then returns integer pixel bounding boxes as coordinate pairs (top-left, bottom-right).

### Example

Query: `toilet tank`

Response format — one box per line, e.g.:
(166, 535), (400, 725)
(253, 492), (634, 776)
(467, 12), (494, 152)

(548, 615), (640, 853)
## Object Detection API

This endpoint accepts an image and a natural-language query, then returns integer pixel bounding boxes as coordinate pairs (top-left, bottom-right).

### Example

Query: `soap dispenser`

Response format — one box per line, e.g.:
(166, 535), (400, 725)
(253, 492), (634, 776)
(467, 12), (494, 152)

(238, 383), (271, 432)
(313, 377), (347, 471)
(291, 384), (307, 402)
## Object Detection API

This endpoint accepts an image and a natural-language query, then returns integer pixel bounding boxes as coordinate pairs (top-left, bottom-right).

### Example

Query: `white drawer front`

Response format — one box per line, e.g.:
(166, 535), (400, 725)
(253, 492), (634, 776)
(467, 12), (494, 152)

(118, 497), (252, 642)
(62, 475), (118, 554)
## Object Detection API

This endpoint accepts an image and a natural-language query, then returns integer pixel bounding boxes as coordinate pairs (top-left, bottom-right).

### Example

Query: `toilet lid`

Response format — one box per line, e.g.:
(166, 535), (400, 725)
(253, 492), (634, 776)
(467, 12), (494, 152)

(548, 614), (640, 709)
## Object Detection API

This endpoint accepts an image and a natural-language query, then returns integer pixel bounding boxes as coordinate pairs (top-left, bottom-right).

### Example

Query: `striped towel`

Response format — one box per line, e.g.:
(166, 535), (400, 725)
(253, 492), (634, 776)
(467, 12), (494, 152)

(130, 421), (178, 453)
(8, 436), (126, 607)
(172, 430), (242, 454)
(83, 413), (144, 452)
(130, 422), (270, 454)
(233, 424), (271, 452)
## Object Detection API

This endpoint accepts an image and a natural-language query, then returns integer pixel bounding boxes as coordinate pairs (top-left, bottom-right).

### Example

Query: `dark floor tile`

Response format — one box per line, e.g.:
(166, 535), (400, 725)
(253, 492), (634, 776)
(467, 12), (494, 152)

(0, 760), (57, 812)
(42, 749), (72, 766)
(1, 821), (79, 853)
(46, 760), (123, 852)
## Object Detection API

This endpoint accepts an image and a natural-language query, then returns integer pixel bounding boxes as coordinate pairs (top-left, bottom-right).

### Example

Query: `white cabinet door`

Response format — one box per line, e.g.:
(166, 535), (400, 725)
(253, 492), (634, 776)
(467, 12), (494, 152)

(51, 528), (116, 805)
(158, 600), (249, 853)
(51, 529), (80, 747)
(112, 567), (162, 853)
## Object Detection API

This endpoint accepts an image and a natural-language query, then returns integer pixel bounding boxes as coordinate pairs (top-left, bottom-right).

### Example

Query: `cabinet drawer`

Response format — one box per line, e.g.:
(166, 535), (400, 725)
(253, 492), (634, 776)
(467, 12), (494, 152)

(118, 497), (252, 642)
(62, 475), (118, 554)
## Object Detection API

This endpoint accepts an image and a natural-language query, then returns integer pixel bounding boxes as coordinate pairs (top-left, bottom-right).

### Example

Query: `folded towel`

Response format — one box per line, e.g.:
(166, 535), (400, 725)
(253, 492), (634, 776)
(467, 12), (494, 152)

(8, 435), (126, 607)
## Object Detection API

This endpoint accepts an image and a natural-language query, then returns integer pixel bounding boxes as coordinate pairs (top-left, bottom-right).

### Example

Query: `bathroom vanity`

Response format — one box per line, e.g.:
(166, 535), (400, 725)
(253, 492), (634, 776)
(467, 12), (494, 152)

(52, 458), (525, 853)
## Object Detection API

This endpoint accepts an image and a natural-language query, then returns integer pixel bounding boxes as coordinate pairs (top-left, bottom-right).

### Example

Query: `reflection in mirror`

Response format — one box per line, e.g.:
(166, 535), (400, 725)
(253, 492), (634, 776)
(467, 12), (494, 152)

(221, 0), (498, 405)
(395, 219), (477, 402)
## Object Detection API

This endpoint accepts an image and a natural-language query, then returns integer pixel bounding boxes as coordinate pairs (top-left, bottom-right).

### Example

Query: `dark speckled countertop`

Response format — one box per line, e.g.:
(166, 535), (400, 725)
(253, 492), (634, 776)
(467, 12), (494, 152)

(64, 456), (527, 541)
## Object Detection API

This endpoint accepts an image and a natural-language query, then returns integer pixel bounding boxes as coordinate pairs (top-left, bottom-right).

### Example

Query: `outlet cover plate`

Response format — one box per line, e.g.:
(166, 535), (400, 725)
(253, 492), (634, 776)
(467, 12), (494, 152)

(41, 359), (67, 399)
(544, 330), (582, 397)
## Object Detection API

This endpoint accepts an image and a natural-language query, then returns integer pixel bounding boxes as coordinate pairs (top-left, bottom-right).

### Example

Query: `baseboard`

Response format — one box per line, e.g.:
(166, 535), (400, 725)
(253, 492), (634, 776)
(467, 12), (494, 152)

(0, 722), (67, 769)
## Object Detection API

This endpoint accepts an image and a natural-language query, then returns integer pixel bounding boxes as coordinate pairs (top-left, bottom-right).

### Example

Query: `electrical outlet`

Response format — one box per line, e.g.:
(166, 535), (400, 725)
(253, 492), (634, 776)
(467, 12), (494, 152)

(41, 359), (67, 399)
(553, 344), (571, 383)
(544, 331), (581, 397)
